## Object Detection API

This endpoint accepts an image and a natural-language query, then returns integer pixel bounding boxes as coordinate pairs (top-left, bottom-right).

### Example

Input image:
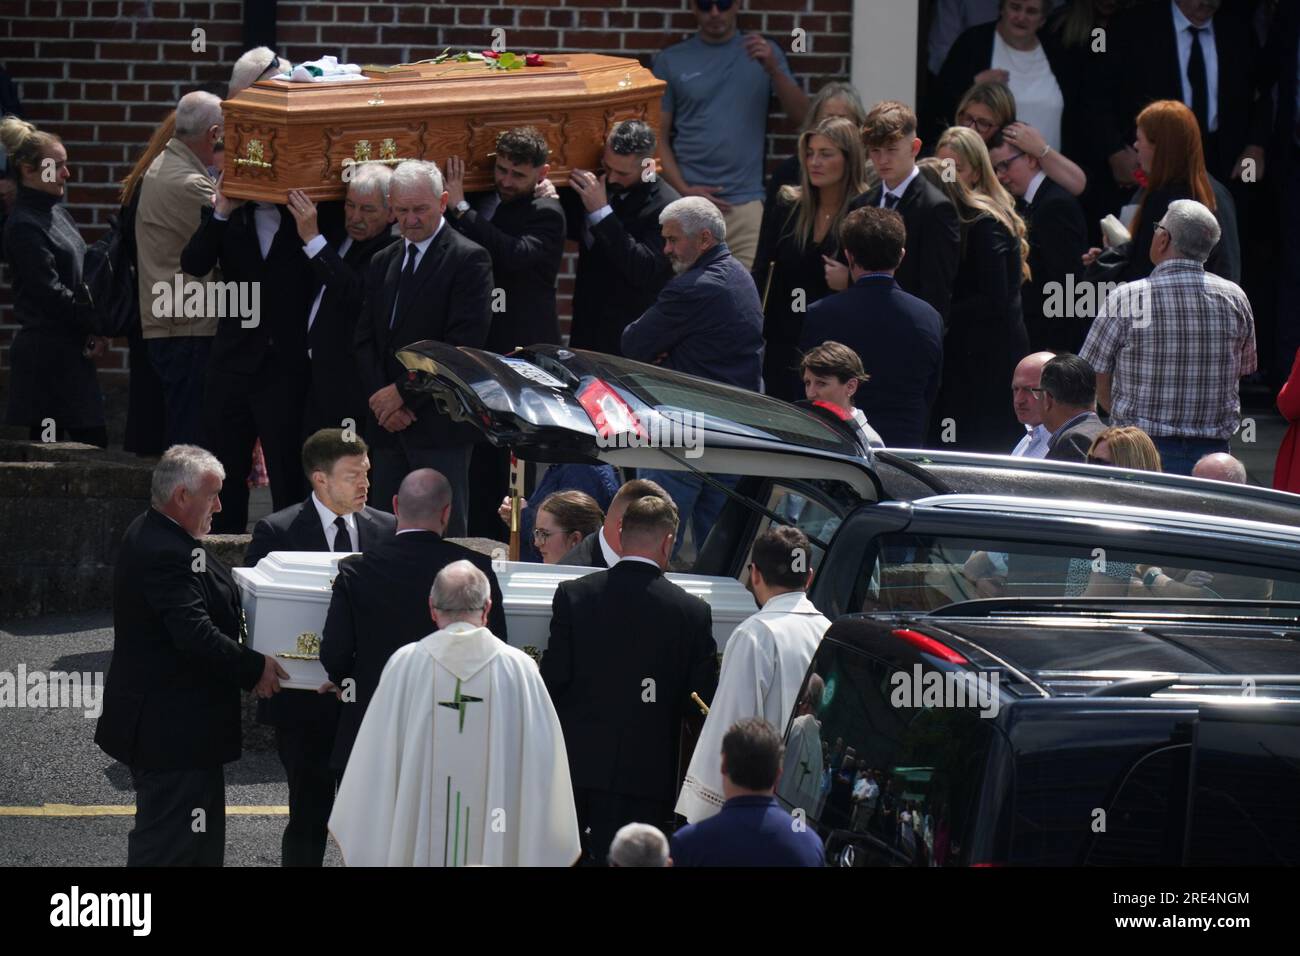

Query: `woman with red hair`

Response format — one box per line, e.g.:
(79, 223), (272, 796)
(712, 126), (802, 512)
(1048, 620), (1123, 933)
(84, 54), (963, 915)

(1083, 99), (1238, 283)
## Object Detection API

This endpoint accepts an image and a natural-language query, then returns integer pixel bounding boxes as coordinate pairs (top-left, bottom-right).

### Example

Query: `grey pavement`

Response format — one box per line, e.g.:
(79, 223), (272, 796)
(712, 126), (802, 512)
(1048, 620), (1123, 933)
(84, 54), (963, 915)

(0, 610), (340, 867)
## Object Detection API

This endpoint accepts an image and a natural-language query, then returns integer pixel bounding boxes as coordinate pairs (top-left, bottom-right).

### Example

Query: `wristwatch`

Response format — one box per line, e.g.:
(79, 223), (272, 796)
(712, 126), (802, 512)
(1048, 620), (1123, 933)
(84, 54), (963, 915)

(1142, 566), (1164, 590)
(452, 200), (471, 218)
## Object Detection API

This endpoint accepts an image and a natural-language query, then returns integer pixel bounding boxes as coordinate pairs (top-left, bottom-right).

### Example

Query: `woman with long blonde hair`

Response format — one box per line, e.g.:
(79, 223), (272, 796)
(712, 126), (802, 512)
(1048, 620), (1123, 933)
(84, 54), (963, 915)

(752, 116), (874, 401)
(922, 125), (1031, 452)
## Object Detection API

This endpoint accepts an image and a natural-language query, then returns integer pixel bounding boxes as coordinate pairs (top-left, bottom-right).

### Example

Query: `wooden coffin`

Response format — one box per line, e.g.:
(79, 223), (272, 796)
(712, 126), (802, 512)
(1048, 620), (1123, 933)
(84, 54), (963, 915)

(220, 53), (664, 203)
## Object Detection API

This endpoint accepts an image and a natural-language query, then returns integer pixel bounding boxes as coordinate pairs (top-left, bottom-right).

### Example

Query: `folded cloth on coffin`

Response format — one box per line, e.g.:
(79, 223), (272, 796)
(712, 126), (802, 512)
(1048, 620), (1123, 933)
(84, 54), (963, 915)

(277, 55), (369, 83)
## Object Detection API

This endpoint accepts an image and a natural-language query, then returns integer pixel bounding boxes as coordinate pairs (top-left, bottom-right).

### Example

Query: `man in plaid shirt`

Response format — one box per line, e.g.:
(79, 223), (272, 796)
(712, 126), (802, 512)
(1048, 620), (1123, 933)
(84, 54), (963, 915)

(1080, 200), (1256, 475)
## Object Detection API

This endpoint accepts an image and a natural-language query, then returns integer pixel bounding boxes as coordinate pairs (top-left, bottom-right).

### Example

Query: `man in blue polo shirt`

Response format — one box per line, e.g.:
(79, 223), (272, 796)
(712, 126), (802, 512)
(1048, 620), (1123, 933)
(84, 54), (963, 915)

(652, 0), (809, 271)
(670, 717), (825, 867)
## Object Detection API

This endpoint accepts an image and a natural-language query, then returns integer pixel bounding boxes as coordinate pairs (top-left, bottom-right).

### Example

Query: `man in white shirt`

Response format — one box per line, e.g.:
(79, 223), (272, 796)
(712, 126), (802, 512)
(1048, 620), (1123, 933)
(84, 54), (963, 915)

(244, 427), (396, 867)
(1009, 351), (1056, 457)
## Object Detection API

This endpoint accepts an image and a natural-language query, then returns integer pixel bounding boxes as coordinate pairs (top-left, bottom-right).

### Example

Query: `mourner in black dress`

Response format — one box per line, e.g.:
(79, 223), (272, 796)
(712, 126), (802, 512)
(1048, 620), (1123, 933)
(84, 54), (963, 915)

(752, 117), (874, 402)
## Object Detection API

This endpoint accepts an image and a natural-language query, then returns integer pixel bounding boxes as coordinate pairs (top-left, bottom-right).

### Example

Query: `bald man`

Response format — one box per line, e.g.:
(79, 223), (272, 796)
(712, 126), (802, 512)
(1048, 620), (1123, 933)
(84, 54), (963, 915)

(1192, 453), (1248, 484)
(319, 468), (507, 773)
(1010, 351), (1057, 458)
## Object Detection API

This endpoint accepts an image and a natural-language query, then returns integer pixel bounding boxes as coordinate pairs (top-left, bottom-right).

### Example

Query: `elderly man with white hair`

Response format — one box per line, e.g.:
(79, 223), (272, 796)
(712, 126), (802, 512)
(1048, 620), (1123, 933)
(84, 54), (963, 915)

(354, 159), (493, 535)
(622, 195), (764, 559)
(284, 164), (398, 434)
(608, 823), (673, 867)
(1081, 198), (1257, 476)
(135, 91), (224, 447)
(329, 560), (580, 866)
(95, 445), (288, 866)
(1192, 452), (1248, 484)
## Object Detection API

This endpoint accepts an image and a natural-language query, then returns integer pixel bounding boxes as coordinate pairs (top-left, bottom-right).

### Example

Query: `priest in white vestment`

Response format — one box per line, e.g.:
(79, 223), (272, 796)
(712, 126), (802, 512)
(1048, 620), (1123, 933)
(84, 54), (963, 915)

(676, 527), (831, 823)
(328, 560), (581, 866)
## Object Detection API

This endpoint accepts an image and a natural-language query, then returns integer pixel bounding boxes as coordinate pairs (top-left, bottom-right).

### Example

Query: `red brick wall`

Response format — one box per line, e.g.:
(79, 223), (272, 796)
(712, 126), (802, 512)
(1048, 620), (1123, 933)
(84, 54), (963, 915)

(0, 0), (852, 379)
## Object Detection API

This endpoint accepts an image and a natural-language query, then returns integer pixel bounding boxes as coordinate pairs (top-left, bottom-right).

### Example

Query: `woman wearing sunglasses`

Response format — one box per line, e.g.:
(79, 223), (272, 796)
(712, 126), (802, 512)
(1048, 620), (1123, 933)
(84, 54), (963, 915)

(532, 491), (605, 565)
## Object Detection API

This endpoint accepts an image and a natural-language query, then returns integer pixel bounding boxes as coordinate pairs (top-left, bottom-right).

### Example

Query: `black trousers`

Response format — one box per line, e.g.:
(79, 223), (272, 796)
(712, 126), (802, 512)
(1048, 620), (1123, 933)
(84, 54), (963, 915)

(148, 335), (212, 448)
(127, 765), (225, 866)
(467, 443), (511, 539)
(204, 362), (309, 534)
(573, 788), (671, 867)
(369, 441), (470, 538)
(275, 721), (338, 867)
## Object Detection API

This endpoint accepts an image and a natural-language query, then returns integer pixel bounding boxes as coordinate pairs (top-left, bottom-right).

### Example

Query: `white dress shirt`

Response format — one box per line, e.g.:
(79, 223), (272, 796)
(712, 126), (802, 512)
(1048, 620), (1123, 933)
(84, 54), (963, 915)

(597, 526), (620, 567)
(312, 492), (358, 551)
(1023, 170), (1048, 206)
(880, 166), (920, 208)
(1171, 0), (1219, 133)
(253, 202), (280, 259)
(304, 235), (352, 346)
(1012, 423), (1051, 458)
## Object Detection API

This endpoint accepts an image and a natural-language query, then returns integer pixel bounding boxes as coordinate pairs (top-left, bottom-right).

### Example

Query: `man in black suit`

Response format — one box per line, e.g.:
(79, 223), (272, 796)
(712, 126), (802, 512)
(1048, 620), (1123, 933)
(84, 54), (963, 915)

(1089, 0), (1270, 188)
(846, 101), (960, 322)
(542, 495), (718, 865)
(562, 120), (680, 356)
(319, 467), (507, 774)
(989, 131), (1088, 352)
(181, 180), (318, 532)
(558, 477), (672, 569)
(1040, 353), (1106, 463)
(354, 159), (494, 537)
(95, 445), (287, 866)
(443, 126), (566, 538)
(284, 169), (399, 437)
(243, 428), (395, 866)
(800, 206), (944, 449)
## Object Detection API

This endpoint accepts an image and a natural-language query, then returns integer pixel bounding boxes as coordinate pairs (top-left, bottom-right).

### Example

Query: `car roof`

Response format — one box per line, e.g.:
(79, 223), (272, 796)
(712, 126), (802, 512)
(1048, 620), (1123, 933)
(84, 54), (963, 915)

(911, 493), (1300, 549)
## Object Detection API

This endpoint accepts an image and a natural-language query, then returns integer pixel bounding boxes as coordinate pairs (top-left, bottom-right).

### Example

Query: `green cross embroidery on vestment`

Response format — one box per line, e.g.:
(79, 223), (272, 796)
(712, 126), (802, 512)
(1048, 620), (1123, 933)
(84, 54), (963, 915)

(438, 677), (483, 733)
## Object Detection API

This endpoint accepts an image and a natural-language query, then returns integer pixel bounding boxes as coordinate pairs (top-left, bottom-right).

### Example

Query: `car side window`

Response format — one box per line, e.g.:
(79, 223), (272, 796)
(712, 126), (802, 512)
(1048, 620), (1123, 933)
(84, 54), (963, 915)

(740, 480), (854, 586)
(781, 642), (992, 867)
(855, 533), (1296, 614)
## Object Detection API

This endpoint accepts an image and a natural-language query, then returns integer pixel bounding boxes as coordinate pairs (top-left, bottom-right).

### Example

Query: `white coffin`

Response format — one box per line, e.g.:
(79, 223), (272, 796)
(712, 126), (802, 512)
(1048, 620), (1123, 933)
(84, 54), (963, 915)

(234, 552), (758, 687)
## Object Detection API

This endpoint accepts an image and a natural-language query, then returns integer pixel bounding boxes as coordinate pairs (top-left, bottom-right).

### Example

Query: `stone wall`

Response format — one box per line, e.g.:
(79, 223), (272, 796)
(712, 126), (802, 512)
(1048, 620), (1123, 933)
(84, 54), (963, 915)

(0, 439), (153, 620)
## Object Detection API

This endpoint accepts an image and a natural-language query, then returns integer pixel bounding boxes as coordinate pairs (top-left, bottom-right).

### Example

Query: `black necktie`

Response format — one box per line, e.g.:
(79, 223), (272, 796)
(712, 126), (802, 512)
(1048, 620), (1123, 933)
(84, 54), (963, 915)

(883, 192), (900, 210)
(333, 515), (353, 552)
(1187, 26), (1209, 134)
(390, 242), (419, 330)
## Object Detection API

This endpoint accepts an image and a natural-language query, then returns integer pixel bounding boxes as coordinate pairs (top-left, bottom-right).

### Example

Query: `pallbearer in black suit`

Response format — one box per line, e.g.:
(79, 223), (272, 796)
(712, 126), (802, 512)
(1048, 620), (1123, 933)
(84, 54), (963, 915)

(181, 176), (317, 532)
(95, 446), (288, 866)
(320, 468), (507, 774)
(244, 428), (395, 867)
(542, 495), (718, 865)
(562, 120), (680, 357)
(444, 127), (567, 538)
(355, 160), (494, 537)
(285, 166), (399, 437)
(845, 101), (961, 323)
(557, 477), (672, 569)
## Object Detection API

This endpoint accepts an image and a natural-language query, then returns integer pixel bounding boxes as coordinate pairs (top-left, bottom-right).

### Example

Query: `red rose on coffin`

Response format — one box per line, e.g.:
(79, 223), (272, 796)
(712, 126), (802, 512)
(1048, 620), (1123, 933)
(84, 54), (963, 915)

(526, 53), (545, 66)
(482, 50), (499, 59)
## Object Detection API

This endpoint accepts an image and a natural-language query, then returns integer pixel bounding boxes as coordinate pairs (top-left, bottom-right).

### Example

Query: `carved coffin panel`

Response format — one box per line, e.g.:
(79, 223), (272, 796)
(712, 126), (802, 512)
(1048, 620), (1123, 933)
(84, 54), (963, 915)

(220, 54), (664, 203)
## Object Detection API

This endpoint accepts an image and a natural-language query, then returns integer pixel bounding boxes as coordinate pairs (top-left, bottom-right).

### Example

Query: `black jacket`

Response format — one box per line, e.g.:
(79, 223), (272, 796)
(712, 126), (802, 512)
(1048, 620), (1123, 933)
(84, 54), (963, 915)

(319, 530), (507, 770)
(1046, 410), (1106, 463)
(562, 178), (679, 356)
(558, 529), (609, 569)
(2, 186), (104, 428)
(800, 275), (944, 449)
(1021, 177), (1088, 352)
(354, 223), (494, 450)
(848, 175), (960, 321)
(935, 21), (1086, 162)
(541, 560), (718, 803)
(448, 192), (566, 353)
(1087, 2), (1270, 182)
(179, 203), (317, 378)
(303, 226), (399, 435)
(95, 510), (265, 770)
(245, 496), (397, 727)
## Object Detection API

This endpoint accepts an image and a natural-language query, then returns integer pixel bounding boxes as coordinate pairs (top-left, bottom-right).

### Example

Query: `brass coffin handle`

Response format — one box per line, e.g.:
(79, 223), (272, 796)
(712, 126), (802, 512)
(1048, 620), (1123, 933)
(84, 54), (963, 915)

(233, 138), (272, 169)
(344, 137), (411, 169)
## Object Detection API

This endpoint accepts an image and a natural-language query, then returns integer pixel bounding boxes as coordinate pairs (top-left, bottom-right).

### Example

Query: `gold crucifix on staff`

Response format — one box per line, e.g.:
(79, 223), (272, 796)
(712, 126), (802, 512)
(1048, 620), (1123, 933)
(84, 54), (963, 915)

(507, 451), (524, 561)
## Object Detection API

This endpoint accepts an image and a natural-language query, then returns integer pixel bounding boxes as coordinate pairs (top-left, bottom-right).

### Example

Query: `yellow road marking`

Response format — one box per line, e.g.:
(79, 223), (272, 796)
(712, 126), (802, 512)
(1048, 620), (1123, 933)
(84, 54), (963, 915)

(0, 804), (289, 817)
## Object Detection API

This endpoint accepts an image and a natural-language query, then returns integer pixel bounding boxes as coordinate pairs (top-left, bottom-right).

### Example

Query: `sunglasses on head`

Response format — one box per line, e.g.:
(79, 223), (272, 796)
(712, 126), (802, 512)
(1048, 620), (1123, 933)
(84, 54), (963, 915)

(695, 0), (734, 10)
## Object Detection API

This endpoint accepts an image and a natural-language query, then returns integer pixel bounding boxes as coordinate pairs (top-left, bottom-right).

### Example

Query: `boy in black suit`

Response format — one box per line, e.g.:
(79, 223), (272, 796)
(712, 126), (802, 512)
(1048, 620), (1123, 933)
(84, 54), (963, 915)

(96, 445), (288, 866)
(354, 159), (494, 536)
(542, 495), (718, 865)
(444, 127), (567, 538)
(244, 428), (396, 866)
(846, 100), (960, 322)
